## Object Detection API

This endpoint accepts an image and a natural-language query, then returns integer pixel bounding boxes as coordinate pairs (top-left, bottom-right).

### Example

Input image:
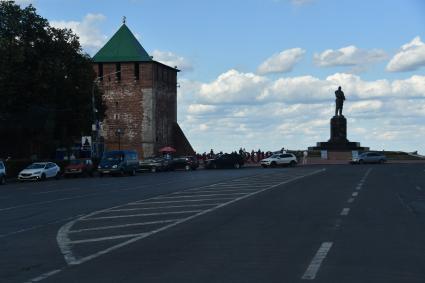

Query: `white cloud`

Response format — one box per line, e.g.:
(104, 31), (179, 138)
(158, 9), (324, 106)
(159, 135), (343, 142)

(199, 69), (268, 104)
(151, 50), (193, 71)
(386, 36), (425, 72)
(314, 45), (387, 71)
(291, 0), (313, 5)
(187, 104), (216, 115)
(177, 70), (425, 154)
(50, 13), (107, 53)
(257, 48), (305, 74)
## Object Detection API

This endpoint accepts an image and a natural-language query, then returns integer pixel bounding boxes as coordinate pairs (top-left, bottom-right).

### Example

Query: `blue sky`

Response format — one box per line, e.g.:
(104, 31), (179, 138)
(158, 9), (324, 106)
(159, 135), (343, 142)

(14, 0), (425, 154)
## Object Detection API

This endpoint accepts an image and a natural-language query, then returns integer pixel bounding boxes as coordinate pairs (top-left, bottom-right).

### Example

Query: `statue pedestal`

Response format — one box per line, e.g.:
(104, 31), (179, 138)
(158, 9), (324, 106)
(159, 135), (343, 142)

(309, 116), (368, 151)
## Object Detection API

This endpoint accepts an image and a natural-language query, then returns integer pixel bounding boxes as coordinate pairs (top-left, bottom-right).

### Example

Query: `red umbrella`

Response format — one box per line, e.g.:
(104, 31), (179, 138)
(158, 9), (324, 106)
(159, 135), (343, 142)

(158, 146), (176, 153)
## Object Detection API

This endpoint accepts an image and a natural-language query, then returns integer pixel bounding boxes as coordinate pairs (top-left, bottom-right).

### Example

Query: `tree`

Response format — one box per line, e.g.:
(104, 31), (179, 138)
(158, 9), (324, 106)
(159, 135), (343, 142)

(0, 1), (105, 158)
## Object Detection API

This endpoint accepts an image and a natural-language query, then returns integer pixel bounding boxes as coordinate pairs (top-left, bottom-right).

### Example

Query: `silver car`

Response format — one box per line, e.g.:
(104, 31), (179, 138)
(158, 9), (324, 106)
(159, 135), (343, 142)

(351, 152), (387, 164)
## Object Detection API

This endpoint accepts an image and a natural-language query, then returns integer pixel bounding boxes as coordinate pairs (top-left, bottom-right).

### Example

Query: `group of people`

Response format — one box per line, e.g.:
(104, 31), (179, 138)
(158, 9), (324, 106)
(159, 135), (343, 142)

(196, 147), (291, 164)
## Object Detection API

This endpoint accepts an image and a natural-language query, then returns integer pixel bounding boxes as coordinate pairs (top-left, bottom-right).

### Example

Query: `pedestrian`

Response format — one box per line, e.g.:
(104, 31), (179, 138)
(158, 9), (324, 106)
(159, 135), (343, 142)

(303, 150), (308, 165)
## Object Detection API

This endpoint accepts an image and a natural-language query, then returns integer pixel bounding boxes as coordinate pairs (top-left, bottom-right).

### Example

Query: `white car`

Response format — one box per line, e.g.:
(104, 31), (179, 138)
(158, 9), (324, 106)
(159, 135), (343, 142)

(18, 162), (61, 181)
(261, 153), (297, 168)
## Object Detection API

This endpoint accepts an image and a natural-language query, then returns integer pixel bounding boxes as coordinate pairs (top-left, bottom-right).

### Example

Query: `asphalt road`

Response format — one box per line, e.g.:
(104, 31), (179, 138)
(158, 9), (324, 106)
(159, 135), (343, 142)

(1, 164), (425, 283)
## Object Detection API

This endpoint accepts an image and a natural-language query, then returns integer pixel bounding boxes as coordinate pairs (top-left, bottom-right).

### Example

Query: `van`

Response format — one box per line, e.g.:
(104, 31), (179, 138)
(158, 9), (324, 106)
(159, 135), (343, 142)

(98, 150), (139, 176)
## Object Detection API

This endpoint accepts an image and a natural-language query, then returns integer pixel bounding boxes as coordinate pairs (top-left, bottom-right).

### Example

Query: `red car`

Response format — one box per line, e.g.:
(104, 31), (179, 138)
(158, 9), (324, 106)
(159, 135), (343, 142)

(64, 159), (94, 177)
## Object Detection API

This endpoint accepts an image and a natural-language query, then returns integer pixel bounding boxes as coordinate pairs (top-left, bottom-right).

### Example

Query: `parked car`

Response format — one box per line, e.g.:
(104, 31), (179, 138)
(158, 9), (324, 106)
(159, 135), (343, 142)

(205, 153), (244, 169)
(261, 153), (297, 168)
(139, 157), (172, 173)
(351, 152), (387, 164)
(172, 156), (199, 171)
(98, 150), (139, 176)
(64, 159), (94, 177)
(18, 162), (60, 181)
(0, 160), (6, 185)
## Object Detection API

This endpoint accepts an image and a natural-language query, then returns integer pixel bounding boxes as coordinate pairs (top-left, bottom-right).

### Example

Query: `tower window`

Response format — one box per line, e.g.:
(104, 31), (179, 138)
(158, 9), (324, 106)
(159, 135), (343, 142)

(134, 63), (139, 80)
(115, 63), (121, 81)
(98, 63), (103, 81)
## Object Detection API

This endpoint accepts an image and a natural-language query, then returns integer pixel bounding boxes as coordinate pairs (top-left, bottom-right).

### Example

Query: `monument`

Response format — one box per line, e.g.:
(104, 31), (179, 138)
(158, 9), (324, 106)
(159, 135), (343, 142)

(309, 86), (368, 151)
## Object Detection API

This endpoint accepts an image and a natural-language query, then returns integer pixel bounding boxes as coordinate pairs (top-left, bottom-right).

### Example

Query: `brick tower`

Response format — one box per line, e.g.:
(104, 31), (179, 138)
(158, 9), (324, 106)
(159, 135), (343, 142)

(92, 22), (193, 158)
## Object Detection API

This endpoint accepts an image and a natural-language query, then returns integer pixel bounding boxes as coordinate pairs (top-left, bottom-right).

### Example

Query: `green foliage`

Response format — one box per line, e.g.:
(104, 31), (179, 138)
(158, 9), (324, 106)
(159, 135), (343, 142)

(0, 1), (105, 158)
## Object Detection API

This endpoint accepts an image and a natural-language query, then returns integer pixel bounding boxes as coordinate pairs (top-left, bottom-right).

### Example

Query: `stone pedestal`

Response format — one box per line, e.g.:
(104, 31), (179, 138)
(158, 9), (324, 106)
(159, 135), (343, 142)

(309, 116), (368, 151)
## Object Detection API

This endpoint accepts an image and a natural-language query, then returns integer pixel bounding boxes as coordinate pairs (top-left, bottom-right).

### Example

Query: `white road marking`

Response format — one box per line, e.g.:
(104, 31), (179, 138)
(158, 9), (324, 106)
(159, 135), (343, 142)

(352, 192), (359, 197)
(57, 168), (326, 266)
(69, 233), (149, 244)
(130, 198), (235, 205)
(356, 185), (362, 191)
(347, 198), (355, 203)
(108, 203), (221, 212)
(416, 186), (422, 191)
(340, 208), (350, 216)
(301, 242), (333, 280)
(69, 219), (181, 233)
(24, 269), (62, 283)
(82, 210), (203, 220)
(153, 193), (247, 200)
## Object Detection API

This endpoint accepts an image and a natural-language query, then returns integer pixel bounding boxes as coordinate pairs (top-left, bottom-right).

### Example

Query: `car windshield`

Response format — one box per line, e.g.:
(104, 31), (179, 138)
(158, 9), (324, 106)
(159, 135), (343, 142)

(270, 154), (280, 158)
(26, 163), (45, 169)
(103, 152), (124, 161)
(69, 160), (83, 165)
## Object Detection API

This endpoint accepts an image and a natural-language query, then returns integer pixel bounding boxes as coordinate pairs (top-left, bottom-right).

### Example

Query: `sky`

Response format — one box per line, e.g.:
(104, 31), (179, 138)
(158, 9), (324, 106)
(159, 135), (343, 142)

(11, 0), (425, 154)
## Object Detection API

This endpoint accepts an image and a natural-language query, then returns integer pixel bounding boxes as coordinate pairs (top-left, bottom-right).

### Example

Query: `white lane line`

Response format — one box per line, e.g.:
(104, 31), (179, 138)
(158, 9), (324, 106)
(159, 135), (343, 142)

(109, 203), (221, 212)
(171, 188), (258, 195)
(69, 219), (181, 233)
(69, 233), (148, 244)
(131, 197), (235, 205)
(301, 242), (333, 280)
(340, 208), (350, 216)
(24, 269), (62, 283)
(416, 186), (422, 191)
(352, 192), (359, 197)
(356, 185), (362, 191)
(153, 193), (248, 200)
(347, 198), (355, 203)
(57, 168), (326, 266)
(82, 210), (203, 220)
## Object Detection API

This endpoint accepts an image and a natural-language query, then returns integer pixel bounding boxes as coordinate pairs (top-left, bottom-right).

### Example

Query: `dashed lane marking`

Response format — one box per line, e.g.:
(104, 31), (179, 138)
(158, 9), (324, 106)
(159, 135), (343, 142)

(352, 192), (359, 197)
(24, 269), (62, 283)
(301, 242), (333, 280)
(340, 208), (350, 216)
(347, 198), (355, 203)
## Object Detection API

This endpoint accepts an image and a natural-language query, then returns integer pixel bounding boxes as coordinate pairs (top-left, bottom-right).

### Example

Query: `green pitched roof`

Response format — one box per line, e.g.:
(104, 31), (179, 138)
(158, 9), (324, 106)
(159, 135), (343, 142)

(92, 24), (152, 62)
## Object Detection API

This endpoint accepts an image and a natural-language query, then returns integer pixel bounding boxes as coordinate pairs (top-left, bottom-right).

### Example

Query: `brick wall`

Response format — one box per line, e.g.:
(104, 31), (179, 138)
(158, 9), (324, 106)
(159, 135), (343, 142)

(93, 61), (181, 158)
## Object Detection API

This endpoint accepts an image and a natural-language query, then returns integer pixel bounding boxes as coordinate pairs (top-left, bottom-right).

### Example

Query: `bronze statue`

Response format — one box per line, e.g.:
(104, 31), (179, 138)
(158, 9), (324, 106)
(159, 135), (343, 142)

(335, 86), (346, 117)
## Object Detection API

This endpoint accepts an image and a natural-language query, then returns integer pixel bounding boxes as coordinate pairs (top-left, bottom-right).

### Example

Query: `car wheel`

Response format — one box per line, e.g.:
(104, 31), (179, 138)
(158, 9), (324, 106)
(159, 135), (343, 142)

(55, 173), (61, 180)
(289, 161), (296, 167)
(130, 169), (136, 176)
(0, 175), (5, 185)
(379, 159), (385, 164)
(184, 165), (191, 171)
(40, 173), (46, 181)
(359, 159), (364, 164)
(99, 173), (104, 178)
(151, 166), (157, 173)
(212, 163), (217, 169)
(234, 163), (240, 169)
(261, 164), (267, 168)
(271, 161), (277, 168)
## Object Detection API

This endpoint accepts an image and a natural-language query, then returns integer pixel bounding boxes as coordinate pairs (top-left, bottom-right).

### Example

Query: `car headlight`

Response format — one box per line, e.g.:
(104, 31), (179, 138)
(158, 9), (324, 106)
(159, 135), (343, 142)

(98, 165), (101, 169)
(112, 165), (118, 169)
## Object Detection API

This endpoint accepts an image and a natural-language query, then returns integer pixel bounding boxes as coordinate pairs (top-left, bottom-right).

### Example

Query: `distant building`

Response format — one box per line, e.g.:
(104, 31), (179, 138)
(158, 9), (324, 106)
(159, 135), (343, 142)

(92, 23), (194, 158)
